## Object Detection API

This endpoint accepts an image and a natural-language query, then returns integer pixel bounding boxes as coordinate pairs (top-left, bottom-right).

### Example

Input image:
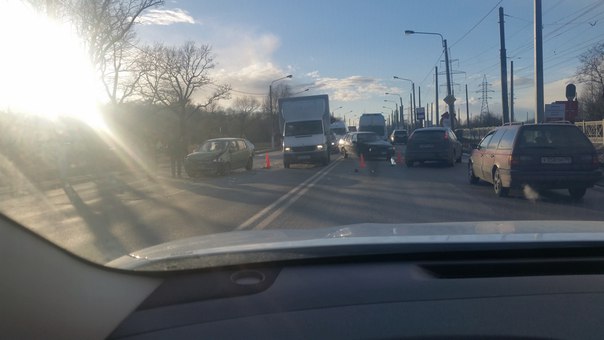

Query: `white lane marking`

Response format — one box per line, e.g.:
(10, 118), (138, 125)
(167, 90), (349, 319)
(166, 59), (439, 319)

(236, 158), (341, 231)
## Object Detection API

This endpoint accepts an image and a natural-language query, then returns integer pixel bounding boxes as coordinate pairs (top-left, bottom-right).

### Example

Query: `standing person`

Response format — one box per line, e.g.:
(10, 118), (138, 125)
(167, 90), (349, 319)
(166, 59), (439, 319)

(169, 136), (186, 178)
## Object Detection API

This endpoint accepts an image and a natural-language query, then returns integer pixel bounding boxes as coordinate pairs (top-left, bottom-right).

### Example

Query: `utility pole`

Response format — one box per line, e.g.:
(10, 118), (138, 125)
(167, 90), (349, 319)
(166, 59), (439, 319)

(435, 66), (439, 126)
(534, 0), (544, 123)
(499, 7), (510, 123)
(412, 83), (416, 129)
(510, 60), (515, 122)
(465, 84), (470, 128)
(409, 93), (413, 130)
(444, 38), (455, 130)
(418, 86), (422, 128)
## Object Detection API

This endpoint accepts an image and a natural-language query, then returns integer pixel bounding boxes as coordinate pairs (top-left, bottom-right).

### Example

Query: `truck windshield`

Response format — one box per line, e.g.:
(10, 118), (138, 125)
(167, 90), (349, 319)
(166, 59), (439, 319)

(285, 120), (323, 136)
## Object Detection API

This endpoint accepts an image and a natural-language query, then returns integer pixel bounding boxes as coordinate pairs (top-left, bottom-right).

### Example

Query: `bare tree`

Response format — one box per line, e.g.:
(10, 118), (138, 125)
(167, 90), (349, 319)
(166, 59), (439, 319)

(576, 42), (604, 119)
(232, 96), (261, 137)
(30, 0), (163, 104)
(138, 41), (231, 137)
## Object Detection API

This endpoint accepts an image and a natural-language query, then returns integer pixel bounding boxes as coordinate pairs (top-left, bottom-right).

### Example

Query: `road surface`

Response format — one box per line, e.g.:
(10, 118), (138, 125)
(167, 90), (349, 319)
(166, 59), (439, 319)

(2, 146), (604, 264)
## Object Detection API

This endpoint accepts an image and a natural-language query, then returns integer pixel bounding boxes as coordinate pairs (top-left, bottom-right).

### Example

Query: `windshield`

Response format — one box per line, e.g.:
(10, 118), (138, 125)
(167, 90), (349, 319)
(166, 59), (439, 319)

(199, 140), (227, 152)
(332, 128), (347, 135)
(1, 0), (604, 271)
(285, 120), (323, 136)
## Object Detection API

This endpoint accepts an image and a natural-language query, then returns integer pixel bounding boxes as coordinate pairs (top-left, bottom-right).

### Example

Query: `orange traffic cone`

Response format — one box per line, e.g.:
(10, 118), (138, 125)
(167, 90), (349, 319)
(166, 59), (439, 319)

(396, 151), (403, 165)
(264, 153), (271, 169)
(359, 153), (366, 168)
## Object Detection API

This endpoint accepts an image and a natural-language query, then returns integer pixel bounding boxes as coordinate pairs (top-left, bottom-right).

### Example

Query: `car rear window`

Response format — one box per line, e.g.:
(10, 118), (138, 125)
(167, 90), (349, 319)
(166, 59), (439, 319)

(411, 131), (445, 142)
(516, 125), (593, 149)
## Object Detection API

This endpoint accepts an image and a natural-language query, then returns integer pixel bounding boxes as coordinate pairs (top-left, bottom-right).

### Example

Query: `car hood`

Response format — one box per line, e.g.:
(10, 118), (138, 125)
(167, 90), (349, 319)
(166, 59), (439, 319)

(186, 150), (225, 161)
(107, 220), (604, 270)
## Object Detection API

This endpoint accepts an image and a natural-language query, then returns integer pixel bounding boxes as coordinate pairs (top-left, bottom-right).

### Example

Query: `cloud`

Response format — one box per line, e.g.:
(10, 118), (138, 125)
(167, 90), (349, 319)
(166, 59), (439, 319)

(311, 76), (391, 102)
(136, 8), (196, 26)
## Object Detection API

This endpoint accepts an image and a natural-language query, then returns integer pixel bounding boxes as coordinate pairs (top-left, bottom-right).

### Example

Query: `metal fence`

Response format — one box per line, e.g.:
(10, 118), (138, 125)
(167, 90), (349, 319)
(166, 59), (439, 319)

(456, 120), (604, 146)
(576, 120), (604, 145)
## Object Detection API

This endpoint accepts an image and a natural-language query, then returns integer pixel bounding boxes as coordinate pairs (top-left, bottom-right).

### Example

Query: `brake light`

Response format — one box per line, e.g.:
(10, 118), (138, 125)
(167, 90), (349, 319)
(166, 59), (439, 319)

(509, 155), (532, 167)
(444, 132), (449, 140)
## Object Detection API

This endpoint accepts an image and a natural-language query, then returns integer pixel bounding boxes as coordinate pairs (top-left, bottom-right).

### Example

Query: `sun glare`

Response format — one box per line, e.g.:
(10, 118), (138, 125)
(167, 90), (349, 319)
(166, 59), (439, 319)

(0, 1), (107, 130)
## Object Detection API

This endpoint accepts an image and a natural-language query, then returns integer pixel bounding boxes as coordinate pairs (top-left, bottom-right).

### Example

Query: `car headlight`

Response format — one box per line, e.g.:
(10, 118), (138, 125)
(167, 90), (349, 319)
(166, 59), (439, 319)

(317, 144), (324, 150)
(284, 147), (291, 152)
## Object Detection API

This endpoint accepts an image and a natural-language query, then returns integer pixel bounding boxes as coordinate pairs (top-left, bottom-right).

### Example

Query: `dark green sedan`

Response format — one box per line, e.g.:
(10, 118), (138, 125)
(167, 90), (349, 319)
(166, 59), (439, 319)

(184, 138), (254, 177)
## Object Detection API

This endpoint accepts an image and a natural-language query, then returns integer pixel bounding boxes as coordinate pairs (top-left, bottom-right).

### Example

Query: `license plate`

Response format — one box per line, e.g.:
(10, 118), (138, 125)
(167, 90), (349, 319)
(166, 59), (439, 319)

(541, 157), (571, 164)
(419, 144), (434, 148)
(298, 155), (311, 160)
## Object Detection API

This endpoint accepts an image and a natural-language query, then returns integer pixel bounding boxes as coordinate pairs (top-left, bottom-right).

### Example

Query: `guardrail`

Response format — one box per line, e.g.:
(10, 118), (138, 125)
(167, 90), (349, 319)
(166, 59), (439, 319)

(576, 120), (604, 145)
(455, 120), (604, 146)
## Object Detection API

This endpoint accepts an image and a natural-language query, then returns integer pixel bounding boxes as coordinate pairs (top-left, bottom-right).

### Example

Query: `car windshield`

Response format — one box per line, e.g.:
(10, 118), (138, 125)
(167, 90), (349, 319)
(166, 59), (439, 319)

(1, 0), (604, 272)
(199, 141), (228, 152)
(285, 120), (323, 136)
(332, 128), (347, 135)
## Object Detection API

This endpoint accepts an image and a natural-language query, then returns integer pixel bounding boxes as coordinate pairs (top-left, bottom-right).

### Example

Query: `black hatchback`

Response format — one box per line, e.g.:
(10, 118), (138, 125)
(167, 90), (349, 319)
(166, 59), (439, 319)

(468, 123), (602, 199)
(405, 127), (462, 167)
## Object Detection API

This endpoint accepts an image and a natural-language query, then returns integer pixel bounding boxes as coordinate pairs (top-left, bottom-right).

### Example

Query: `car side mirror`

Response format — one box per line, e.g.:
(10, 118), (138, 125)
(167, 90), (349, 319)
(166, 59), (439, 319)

(472, 144), (479, 150)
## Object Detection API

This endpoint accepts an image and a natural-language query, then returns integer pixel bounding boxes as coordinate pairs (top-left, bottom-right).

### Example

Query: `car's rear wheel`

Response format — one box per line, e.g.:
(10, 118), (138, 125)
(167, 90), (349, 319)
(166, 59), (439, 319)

(284, 161), (290, 169)
(493, 168), (509, 197)
(245, 157), (253, 170)
(468, 162), (479, 184)
(568, 186), (587, 201)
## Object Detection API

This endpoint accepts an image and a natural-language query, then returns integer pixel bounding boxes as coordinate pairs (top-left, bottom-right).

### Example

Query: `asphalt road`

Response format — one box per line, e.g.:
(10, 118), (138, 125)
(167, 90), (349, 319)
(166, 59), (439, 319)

(3, 146), (604, 264)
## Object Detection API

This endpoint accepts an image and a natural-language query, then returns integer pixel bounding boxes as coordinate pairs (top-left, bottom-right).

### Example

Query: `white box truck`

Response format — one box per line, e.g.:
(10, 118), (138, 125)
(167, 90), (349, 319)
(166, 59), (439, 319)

(359, 113), (387, 140)
(279, 94), (331, 168)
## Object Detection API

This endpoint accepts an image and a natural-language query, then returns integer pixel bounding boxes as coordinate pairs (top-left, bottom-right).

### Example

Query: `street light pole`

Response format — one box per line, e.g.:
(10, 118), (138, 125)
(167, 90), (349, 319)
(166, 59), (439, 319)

(393, 76), (416, 130)
(269, 74), (292, 149)
(385, 92), (404, 129)
(405, 30), (455, 130)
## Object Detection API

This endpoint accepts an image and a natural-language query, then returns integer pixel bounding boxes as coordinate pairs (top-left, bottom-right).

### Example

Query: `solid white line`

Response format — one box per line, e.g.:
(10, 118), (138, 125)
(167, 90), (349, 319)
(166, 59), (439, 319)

(236, 158), (341, 231)
(253, 162), (338, 230)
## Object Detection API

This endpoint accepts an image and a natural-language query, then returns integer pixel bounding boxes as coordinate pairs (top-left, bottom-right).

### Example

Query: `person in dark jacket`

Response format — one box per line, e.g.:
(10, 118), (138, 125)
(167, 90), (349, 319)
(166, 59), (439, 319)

(169, 137), (186, 178)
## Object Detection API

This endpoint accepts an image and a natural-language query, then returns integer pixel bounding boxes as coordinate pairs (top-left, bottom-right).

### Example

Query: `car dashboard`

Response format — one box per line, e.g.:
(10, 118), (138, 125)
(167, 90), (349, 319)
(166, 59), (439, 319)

(3, 216), (604, 339)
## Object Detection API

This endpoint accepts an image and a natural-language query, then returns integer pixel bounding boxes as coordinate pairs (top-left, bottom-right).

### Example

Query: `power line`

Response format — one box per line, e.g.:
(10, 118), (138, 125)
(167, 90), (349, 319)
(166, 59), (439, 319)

(451, 0), (503, 48)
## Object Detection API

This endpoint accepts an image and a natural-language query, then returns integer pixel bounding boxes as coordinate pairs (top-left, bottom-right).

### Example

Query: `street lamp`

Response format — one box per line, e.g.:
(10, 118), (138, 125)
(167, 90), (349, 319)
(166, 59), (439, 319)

(331, 106), (343, 117)
(385, 92), (404, 129)
(292, 88), (309, 96)
(404, 30), (455, 130)
(393, 76), (416, 130)
(269, 74), (293, 149)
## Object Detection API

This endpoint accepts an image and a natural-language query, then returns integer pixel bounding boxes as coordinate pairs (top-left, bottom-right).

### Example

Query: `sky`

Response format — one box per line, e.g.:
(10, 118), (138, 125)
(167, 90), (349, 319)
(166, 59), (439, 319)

(2, 0), (603, 127)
